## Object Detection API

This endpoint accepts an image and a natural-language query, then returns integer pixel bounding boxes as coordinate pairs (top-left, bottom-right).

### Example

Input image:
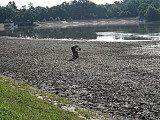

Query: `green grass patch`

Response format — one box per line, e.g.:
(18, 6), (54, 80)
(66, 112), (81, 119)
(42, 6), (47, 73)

(0, 75), (107, 120)
(0, 76), (82, 120)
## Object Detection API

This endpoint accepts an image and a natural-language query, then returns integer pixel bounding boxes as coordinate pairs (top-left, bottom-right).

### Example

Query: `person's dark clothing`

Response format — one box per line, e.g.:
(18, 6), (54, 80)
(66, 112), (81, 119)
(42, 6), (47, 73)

(71, 45), (81, 60)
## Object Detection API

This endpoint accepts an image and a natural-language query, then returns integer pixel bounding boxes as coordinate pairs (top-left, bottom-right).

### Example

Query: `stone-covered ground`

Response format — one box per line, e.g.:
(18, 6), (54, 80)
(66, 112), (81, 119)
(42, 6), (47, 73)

(1, 38), (160, 120)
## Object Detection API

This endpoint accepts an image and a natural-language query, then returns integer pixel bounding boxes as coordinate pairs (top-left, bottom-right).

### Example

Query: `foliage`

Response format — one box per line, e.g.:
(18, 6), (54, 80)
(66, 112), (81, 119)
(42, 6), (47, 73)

(49, 17), (54, 21)
(0, 0), (160, 23)
(55, 17), (61, 21)
(145, 5), (160, 21)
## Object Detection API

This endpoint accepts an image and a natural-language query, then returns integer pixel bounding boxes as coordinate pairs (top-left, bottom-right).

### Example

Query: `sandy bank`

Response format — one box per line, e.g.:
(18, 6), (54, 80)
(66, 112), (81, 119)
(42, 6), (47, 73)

(0, 38), (160, 119)
(35, 18), (140, 29)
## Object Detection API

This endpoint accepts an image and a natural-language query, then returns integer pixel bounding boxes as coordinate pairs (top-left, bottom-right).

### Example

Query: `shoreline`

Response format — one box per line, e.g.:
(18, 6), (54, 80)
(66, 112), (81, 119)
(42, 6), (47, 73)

(1, 38), (160, 119)
(1, 18), (160, 30)
(0, 18), (140, 30)
(1, 36), (158, 43)
(35, 18), (140, 29)
(1, 18), (159, 42)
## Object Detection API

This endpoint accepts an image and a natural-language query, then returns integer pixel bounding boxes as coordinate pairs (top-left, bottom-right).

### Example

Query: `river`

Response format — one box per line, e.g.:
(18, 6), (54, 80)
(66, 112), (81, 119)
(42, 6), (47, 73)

(0, 20), (160, 41)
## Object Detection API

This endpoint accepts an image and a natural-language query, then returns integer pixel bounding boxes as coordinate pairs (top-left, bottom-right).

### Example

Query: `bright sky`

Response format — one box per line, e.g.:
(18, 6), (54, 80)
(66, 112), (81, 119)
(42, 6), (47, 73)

(0, 0), (122, 9)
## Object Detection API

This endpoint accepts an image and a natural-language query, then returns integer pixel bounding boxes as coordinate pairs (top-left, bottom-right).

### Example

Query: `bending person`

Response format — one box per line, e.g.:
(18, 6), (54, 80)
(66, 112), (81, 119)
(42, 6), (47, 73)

(71, 45), (81, 60)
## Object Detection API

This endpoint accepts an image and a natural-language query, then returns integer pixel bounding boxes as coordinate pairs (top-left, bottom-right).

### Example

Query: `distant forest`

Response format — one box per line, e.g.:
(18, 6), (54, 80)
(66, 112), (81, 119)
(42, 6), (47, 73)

(0, 0), (160, 23)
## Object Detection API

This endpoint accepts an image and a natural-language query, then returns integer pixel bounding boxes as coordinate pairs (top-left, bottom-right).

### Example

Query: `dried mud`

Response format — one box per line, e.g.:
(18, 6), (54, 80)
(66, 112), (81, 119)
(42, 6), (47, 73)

(0, 38), (160, 120)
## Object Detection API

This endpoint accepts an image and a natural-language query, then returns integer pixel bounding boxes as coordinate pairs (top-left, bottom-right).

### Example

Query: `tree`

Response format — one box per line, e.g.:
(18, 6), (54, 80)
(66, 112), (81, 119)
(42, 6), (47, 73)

(7, 1), (17, 9)
(138, 3), (149, 19)
(0, 6), (18, 22)
(0, 0), (160, 23)
(28, 2), (34, 9)
(145, 6), (160, 21)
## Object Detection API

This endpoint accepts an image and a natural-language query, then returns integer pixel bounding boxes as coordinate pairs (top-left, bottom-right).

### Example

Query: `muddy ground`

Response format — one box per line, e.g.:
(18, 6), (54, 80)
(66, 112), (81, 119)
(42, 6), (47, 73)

(0, 38), (160, 120)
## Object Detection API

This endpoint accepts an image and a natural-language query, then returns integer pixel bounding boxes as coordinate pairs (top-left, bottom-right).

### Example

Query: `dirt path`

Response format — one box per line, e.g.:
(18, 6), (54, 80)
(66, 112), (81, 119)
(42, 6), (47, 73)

(1, 38), (160, 119)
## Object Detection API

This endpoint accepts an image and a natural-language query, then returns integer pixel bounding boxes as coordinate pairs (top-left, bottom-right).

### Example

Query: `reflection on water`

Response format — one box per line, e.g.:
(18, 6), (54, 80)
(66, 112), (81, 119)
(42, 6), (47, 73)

(0, 23), (160, 41)
(96, 32), (160, 41)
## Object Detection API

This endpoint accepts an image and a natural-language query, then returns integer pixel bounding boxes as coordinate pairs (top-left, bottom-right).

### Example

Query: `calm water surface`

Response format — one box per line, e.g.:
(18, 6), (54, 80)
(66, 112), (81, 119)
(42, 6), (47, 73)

(0, 23), (160, 41)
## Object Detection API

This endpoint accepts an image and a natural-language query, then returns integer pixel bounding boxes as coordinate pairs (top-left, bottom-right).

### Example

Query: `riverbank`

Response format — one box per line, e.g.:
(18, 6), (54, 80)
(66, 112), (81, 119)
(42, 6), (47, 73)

(0, 18), (137, 30)
(0, 75), (106, 120)
(35, 18), (140, 29)
(1, 38), (160, 119)
(1, 18), (159, 30)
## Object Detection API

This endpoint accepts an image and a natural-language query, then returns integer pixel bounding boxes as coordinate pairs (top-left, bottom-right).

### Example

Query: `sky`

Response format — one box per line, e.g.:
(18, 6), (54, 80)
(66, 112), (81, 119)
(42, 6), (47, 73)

(0, 0), (122, 9)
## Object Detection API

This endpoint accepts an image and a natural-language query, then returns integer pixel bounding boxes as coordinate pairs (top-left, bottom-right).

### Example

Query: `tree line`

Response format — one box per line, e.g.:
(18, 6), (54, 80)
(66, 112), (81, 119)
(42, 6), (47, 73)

(0, 0), (160, 23)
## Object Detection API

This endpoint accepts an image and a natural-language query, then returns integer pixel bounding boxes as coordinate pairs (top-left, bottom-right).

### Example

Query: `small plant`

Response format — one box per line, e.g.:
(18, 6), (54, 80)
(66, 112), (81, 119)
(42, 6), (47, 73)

(4, 19), (11, 23)
(55, 17), (61, 21)
(42, 18), (46, 22)
(49, 17), (54, 21)
(67, 17), (73, 21)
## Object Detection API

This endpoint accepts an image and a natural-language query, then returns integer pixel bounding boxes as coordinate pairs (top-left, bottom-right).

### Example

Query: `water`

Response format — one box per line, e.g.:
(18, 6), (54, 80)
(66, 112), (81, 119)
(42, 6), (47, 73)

(0, 23), (160, 41)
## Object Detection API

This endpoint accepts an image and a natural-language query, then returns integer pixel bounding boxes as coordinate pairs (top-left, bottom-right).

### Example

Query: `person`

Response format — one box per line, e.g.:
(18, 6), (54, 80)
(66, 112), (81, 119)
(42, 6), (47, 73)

(71, 45), (81, 60)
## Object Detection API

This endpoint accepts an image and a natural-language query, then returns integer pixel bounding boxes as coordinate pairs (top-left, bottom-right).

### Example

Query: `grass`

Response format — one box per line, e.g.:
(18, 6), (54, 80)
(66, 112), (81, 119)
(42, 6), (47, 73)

(0, 75), (107, 120)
